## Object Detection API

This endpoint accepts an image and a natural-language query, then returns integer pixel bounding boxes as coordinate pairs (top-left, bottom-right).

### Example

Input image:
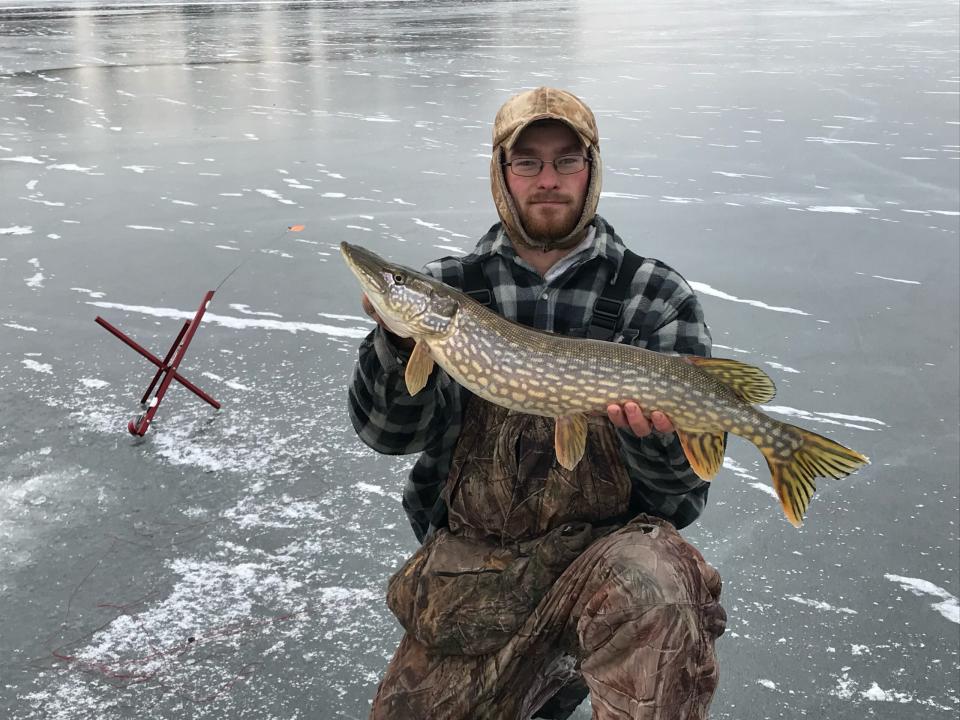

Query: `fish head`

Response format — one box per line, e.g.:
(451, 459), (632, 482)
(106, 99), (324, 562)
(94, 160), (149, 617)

(340, 242), (458, 339)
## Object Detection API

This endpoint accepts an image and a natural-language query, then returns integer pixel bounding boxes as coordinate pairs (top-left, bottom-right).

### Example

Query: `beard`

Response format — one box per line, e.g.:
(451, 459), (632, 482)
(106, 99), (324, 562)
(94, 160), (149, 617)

(517, 195), (585, 244)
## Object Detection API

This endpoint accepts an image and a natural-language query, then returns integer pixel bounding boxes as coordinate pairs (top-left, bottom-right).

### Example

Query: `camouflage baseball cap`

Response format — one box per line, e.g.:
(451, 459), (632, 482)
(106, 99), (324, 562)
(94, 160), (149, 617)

(493, 87), (599, 152)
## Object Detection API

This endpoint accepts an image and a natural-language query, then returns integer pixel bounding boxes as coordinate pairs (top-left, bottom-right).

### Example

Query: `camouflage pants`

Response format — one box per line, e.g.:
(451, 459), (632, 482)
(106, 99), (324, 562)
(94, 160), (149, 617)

(370, 516), (726, 720)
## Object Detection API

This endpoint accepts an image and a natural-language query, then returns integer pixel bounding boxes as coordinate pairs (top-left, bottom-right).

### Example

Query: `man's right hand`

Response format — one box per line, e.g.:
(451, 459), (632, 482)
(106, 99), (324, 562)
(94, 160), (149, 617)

(361, 293), (416, 351)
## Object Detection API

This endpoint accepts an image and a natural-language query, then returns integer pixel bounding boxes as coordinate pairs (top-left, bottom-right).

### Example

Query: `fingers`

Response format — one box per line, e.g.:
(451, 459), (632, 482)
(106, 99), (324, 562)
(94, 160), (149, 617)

(362, 293), (388, 330)
(607, 402), (651, 436)
(650, 411), (675, 434)
(606, 403), (675, 437)
(361, 293), (377, 319)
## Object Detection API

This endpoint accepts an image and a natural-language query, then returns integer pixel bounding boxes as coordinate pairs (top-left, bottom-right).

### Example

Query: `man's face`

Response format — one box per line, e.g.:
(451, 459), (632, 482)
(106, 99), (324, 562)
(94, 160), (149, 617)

(504, 121), (589, 243)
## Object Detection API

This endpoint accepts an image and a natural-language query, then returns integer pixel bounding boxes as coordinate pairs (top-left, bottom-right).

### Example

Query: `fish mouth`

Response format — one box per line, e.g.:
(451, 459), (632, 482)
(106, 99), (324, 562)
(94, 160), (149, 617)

(340, 241), (389, 295)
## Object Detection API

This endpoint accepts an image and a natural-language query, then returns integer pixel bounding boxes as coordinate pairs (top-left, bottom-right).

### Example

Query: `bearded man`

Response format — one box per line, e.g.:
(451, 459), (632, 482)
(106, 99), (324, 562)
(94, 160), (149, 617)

(348, 87), (726, 720)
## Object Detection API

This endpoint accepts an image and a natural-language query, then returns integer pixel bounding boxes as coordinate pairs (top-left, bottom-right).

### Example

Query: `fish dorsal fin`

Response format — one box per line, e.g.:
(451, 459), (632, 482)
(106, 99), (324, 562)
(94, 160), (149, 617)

(676, 429), (727, 480)
(554, 414), (589, 470)
(685, 356), (777, 404)
(404, 340), (435, 396)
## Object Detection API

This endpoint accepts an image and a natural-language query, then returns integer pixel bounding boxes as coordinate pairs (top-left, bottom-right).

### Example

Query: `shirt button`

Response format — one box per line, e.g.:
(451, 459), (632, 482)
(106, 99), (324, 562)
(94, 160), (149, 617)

(541, 292), (548, 299)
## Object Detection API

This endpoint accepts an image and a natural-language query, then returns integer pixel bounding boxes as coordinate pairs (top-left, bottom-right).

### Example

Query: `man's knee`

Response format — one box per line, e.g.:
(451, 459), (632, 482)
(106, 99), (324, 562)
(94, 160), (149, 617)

(587, 519), (720, 602)
(573, 518), (726, 645)
(570, 520), (725, 717)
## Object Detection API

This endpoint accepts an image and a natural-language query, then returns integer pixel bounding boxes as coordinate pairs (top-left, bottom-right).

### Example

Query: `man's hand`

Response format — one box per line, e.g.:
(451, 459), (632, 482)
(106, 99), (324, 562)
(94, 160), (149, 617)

(361, 293), (416, 351)
(607, 402), (675, 438)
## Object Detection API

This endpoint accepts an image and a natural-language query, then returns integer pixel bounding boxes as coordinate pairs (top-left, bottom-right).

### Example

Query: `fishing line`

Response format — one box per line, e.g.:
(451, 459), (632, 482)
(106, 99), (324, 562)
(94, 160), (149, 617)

(212, 224), (306, 295)
(94, 222), (308, 436)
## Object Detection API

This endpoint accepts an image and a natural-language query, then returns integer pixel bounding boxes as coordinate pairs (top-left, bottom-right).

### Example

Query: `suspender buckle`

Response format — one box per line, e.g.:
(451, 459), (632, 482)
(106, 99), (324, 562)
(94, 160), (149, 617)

(591, 297), (623, 331)
(465, 289), (492, 306)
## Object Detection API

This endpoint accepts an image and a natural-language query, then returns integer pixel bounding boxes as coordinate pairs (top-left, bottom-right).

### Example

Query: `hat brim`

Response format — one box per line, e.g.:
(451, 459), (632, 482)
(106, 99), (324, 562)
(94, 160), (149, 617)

(500, 114), (594, 152)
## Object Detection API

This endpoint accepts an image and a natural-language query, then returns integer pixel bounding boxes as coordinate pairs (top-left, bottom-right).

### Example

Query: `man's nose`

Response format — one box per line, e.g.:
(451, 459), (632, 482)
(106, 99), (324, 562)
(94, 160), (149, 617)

(536, 161), (561, 188)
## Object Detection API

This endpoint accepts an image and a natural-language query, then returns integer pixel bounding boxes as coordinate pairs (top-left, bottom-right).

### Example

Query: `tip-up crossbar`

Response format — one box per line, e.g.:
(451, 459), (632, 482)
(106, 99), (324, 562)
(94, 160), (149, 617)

(95, 290), (220, 436)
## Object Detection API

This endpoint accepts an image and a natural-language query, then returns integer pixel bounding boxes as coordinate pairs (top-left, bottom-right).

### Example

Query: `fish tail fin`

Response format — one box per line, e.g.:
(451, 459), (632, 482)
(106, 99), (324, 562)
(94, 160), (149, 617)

(760, 424), (870, 527)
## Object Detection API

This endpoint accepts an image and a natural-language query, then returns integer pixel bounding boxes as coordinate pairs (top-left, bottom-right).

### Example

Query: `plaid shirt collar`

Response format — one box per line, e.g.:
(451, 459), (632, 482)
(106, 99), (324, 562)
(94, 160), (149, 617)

(474, 215), (628, 284)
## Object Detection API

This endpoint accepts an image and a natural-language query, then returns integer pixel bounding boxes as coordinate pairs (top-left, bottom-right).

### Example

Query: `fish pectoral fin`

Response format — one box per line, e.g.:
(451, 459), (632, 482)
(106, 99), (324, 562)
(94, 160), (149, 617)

(676, 429), (727, 480)
(404, 340), (435, 396)
(684, 356), (777, 404)
(554, 414), (589, 471)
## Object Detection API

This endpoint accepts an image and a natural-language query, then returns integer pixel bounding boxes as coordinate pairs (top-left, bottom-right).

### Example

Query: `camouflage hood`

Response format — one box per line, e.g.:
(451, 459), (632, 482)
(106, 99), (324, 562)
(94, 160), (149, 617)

(490, 87), (603, 251)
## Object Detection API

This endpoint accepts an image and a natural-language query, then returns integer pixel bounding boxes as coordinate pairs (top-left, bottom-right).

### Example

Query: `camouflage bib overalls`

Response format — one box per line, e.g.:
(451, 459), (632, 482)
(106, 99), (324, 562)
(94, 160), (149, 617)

(370, 397), (726, 720)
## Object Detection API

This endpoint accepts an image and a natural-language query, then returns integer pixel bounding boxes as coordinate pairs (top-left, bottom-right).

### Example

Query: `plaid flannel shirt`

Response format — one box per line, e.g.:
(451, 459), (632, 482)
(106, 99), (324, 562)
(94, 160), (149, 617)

(348, 215), (713, 542)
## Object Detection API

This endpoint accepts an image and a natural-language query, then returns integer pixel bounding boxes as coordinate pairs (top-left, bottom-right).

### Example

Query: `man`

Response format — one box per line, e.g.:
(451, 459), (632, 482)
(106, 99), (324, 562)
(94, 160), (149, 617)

(349, 87), (726, 720)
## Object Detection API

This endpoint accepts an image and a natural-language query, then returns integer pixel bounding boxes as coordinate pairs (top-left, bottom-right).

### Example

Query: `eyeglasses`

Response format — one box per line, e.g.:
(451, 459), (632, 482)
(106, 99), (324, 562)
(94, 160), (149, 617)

(502, 154), (590, 177)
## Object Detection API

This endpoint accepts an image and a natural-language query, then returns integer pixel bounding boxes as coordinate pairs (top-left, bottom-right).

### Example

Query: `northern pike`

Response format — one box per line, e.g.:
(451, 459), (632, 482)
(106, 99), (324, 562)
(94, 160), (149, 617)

(341, 242), (869, 527)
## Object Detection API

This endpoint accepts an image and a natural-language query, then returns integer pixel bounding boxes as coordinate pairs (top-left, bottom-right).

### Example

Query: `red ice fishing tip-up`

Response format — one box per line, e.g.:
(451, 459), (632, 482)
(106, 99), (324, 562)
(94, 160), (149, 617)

(95, 290), (220, 436)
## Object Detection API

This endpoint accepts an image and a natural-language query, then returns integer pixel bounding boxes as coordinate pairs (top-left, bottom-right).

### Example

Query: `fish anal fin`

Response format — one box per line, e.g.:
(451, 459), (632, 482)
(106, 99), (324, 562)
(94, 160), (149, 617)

(686, 356), (777, 404)
(676, 429), (726, 480)
(554, 414), (589, 470)
(404, 340), (435, 396)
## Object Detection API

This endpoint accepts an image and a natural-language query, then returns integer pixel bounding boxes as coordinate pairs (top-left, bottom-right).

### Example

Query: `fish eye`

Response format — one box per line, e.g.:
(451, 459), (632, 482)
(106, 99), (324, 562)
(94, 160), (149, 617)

(393, 273), (405, 285)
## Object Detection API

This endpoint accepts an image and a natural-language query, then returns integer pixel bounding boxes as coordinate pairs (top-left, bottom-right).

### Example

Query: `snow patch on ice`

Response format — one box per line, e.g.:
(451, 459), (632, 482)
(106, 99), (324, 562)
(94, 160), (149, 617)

(1, 156), (44, 164)
(600, 191), (649, 200)
(25, 258), (45, 288)
(830, 669), (955, 710)
(223, 495), (332, 530)
(256, 188), (296, 205)
(787, 595), (858, 615)
(412, 217), (469, 238)
(355, 482), (387, 496)
(434, 244), (466, 255)
(722, 457), (759, 482)
(712, 343), (752, 355)
(764, 361), (800, 374)
(87, 301), (369, 339)
(856, 272), (922, 285)
(22, 359), (53, 374)
(806, 206), (876, 214)
(804, 137), (879, 145)
(885, 574), (959, 624)
(1, 226), (33, 235)
(689, 282), (810, 316)
(861, 682), (915, 703)
(48, 163), (102, 175)
(79, 378), (110, 389)
(71, 287), (106, 299)
(747, 482), (779, 499)
(762, 405), (885, 432)
(201, 372), (251, 392)
(713, 171), (772, 179)
(229, 304), (282, 318)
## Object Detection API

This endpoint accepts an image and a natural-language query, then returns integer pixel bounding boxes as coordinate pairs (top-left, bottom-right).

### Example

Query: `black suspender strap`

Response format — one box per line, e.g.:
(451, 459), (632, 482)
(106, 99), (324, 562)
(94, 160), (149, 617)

(587, 249), (644, 341)
(460, 259), (493, 307)
(459, 250), (640, 338)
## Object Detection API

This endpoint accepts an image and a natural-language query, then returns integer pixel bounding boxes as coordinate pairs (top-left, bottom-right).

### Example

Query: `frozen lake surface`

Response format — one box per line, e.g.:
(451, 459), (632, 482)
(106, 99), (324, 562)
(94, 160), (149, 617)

(1, 0), (957, 718)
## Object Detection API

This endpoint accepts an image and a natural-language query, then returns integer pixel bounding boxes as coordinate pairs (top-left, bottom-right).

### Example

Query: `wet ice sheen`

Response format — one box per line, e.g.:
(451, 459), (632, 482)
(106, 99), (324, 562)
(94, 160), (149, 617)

(0, 1), (957, 719)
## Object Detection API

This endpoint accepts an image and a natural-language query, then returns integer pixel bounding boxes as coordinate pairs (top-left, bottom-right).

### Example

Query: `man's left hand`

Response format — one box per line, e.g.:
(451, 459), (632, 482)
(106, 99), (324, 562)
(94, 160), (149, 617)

(607, 402), (675, 438)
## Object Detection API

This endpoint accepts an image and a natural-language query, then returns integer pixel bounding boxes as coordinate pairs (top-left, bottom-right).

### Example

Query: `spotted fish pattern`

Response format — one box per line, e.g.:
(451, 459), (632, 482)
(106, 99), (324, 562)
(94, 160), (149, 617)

(341, 242), (869, 527)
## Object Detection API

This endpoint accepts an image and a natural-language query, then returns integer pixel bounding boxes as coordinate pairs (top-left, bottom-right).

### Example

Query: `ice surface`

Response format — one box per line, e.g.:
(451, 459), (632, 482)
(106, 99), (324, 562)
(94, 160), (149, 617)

(1, 1), (957, 719)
